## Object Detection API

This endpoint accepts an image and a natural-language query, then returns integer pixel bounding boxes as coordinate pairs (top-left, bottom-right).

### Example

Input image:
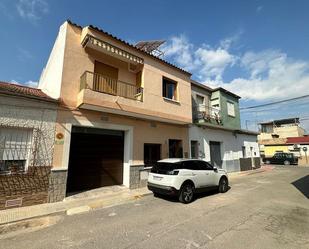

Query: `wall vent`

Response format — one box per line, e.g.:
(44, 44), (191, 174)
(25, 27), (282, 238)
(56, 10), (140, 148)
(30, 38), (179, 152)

(5, 198), (23, 208)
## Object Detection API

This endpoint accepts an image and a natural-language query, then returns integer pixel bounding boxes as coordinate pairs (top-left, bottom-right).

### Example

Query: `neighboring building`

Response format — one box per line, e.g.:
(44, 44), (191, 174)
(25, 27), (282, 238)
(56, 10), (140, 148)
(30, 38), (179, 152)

(260, 136), (309, 166)
(258, 118), (305, 140)
(286, 136), (309, 166)
(0, 81), (58, 210)
(38, 20), (192, 200)
(258, 118), (306, 158)
(189, 81), (260, 172)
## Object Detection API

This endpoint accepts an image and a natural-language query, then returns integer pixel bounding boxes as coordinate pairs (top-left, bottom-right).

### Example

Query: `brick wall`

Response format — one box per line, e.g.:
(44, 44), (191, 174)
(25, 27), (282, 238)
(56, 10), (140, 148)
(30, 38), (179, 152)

(129, 165), (151, 189)
(48, 170), (68, 202)
(0, 166), (51, 210)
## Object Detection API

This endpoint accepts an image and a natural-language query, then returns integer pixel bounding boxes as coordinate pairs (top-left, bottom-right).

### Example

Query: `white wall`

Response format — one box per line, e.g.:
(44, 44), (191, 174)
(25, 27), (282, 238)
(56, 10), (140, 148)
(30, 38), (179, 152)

(189, 125), (260, 172)
(0, 96), (57, 167)
(38, 22), (68, 99)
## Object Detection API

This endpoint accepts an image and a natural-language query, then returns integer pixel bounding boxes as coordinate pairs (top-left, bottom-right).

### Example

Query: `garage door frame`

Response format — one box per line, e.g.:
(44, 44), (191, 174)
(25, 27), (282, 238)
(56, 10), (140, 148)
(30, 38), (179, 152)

(60, 121), (133, 188)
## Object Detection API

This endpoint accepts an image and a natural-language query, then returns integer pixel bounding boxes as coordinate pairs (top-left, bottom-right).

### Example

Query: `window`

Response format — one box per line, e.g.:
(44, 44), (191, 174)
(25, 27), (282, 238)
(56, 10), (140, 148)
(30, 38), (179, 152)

(190, 141), (199, 159)
(198, 161), (213, 170)
(227, 102), (235, 117)
(242, 146), (246, 158)
(163, 77), (177, 100)
(151, 162), (182, 174)
(182, 161), (199, 170)
(196, 94), (205, 105)
(144, 144), (161, 167)
(0, 128), (33, 174)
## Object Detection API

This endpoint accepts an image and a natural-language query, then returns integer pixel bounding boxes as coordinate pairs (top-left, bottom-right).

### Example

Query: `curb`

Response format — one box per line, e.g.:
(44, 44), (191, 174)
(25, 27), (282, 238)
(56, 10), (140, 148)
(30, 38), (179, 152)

(228, 167), (273, 178)
(0, 189), (152, 236)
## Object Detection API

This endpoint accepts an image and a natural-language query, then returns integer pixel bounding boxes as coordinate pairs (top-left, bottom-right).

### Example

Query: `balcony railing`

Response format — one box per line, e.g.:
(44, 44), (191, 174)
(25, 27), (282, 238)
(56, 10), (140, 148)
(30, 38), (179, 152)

(80, 71), (143, 101)
(193, 104), (223, 125)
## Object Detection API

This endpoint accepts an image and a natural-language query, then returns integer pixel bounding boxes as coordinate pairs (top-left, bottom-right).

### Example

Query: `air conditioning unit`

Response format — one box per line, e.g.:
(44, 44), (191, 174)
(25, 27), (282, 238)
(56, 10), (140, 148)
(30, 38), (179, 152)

(293, 144), (301, 150)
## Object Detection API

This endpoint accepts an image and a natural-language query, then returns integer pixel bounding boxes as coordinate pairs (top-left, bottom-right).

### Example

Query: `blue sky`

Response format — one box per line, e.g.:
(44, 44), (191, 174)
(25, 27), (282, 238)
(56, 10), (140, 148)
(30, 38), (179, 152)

(1, 0), (309, 131)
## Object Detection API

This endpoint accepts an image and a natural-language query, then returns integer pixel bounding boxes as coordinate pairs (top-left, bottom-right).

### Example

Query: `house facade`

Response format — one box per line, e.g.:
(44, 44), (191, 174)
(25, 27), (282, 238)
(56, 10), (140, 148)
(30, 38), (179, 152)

(189, 81), (260, 172)
(259, 136), (309, 166)
(258, 118), (306, 158)
(0, 82), (58, 210)
(38, 21), (192, 201)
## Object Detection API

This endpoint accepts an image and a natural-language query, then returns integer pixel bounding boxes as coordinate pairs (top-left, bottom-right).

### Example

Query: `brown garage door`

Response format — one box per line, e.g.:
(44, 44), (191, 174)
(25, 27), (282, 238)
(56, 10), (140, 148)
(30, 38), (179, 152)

(66, 127), (124, 194)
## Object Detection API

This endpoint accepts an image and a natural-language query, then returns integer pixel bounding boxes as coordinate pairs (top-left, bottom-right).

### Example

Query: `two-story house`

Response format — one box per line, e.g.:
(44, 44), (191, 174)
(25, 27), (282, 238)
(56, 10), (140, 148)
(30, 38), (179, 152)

(38, 21), (192, 201)
(189, 80), (260, 172)
(258, 118), (306, 158)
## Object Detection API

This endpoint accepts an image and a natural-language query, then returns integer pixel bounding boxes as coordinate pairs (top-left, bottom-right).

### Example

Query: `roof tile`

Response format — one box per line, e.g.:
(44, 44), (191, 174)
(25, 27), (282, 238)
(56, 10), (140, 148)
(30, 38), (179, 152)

(0, 81), (57, 103)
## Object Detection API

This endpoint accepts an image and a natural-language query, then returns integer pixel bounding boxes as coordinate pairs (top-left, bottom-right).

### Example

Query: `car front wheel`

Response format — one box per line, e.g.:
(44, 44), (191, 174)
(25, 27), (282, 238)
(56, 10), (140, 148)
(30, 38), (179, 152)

(179, 183), (194, 204)
(218, 177), (229, 193)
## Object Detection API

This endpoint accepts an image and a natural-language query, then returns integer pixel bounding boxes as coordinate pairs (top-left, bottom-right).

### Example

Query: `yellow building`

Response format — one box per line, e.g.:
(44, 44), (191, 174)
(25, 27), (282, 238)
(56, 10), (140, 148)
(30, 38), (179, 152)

(258, 118), (305, 158)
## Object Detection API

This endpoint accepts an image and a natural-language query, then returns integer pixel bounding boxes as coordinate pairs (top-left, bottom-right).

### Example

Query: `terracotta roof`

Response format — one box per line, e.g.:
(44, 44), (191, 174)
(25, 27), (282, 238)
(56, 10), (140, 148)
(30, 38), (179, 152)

(191, 80), (213, 92)
(212, 87), (241, 99)
(67, 20), (191, 76)
(286, 136), (309, 144)
(190, 80), (241, 99)
(0, 81), (58, 103)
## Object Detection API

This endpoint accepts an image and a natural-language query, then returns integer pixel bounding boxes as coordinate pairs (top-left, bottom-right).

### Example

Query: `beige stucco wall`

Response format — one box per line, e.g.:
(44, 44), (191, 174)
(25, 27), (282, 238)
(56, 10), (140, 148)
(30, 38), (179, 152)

(59, 22), (192, 124)
(52, 109), (189, 169)
(274, 126), (305, 138)
(258, 126), (305, 141)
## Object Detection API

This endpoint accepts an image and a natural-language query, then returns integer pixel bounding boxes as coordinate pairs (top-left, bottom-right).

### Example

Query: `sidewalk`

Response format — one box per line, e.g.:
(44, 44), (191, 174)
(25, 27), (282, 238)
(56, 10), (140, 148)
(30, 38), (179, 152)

(0, 186), (151, 226)
(228, 165), (274, 178)
(0, 166), (273, 227)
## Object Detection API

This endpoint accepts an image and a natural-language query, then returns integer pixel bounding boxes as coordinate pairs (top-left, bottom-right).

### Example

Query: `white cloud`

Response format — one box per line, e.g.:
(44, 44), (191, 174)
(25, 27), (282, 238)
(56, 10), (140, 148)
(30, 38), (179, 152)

(195, 46), (236, 82)
(10, 80), (38, 88)
(17, 47), (34, 61)
(162, 35), (236, 82)
(16, 0), (49, 23)
(163, 35), (309, 101)
(223, 50), (309, 100)
(162, 35), (194, 70)
(256, 6), (263, 14)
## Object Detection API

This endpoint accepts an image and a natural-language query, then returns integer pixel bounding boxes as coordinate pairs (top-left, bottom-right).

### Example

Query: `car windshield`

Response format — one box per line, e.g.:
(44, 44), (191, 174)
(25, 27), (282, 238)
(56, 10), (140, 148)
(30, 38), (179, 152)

(151, 162), (181, 174)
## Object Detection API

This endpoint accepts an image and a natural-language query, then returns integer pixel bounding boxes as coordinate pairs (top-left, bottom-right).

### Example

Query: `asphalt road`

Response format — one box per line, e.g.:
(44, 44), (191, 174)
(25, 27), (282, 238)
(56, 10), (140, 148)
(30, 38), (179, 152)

(1, 166), (309, 249)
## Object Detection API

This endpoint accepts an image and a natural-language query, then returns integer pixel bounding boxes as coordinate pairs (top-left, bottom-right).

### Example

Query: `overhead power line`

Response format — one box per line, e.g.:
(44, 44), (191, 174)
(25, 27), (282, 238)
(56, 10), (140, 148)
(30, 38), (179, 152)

(240, 94), (309, 110)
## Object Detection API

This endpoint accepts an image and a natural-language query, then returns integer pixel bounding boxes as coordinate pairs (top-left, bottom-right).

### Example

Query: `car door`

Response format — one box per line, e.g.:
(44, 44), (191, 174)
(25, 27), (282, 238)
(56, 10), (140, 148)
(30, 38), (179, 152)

(196, 160), (216, 187)
(272, 153), (280, 164)
(182, 161), (204, 188)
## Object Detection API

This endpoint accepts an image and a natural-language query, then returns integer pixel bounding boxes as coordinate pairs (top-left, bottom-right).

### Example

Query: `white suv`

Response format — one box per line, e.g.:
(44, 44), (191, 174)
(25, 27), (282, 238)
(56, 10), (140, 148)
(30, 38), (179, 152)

(147, 158), (229, 203)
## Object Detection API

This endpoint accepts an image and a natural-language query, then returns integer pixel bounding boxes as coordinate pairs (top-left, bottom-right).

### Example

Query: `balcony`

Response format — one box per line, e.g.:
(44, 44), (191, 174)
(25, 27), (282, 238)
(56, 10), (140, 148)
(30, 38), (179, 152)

(77, 71), (191, 125)
(193, 104), (223, 126)
(80, 71), (143, 101)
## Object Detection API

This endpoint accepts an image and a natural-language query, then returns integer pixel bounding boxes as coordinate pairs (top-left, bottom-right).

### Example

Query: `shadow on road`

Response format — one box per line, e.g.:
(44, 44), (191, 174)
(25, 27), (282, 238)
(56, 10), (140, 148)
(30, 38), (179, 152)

(291, 175), (309, 199)
(153, 186), (231, 203)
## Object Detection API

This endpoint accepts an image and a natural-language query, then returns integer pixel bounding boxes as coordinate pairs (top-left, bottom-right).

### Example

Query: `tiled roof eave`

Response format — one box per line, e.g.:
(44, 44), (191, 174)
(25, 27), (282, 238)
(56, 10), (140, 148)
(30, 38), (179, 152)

(66, 20), (191, 76)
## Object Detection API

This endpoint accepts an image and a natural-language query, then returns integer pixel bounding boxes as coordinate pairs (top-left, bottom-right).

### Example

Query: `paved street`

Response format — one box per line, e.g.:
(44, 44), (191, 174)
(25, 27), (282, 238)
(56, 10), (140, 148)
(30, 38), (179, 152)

(1, 166), (309, 249)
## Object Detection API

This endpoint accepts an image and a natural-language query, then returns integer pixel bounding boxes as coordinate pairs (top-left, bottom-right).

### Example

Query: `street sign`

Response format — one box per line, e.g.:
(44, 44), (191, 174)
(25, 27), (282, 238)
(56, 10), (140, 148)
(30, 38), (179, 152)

(303, 147), (308, 152)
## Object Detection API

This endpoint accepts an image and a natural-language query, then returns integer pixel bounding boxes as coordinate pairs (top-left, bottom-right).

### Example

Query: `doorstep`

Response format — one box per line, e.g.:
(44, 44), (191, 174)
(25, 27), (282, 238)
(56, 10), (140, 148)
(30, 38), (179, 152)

(0, 186), (151, 226)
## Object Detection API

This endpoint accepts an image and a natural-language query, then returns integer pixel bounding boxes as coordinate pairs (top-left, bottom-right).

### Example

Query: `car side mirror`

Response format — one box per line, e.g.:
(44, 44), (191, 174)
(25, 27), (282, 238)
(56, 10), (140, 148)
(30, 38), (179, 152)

(213, 167), (218, 171)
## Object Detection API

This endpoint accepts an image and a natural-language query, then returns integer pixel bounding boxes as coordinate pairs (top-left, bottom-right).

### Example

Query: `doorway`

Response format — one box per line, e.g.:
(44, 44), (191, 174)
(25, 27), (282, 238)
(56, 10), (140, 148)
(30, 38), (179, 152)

(209, 141), (222, 167)
(66, 126), (124, 194)
(168, 139), (183, 158)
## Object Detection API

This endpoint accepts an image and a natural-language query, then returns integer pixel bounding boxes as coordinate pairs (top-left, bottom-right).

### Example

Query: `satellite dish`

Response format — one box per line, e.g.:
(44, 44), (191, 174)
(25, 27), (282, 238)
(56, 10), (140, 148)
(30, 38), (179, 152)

(135, 40), (165, 57)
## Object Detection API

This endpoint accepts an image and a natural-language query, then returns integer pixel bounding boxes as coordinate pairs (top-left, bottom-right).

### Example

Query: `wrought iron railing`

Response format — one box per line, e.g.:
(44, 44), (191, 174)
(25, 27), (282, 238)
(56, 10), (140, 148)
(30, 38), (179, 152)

(193, 104), (223, 125)
(80, 71), (143, 101)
